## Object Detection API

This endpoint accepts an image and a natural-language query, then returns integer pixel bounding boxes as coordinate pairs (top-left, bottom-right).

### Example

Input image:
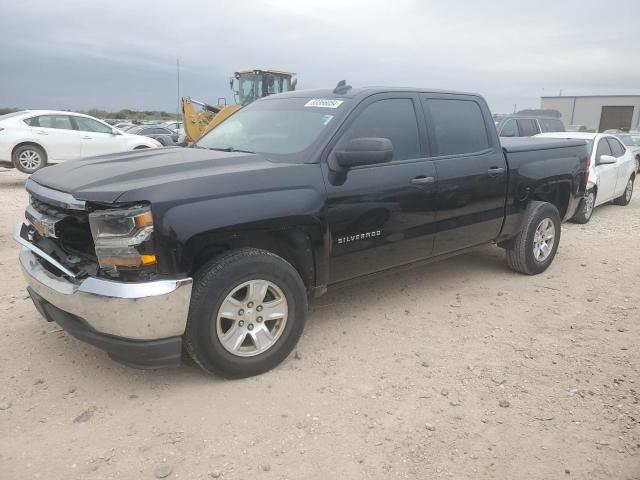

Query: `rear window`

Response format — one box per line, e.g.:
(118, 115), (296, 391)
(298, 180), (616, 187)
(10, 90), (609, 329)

(426, 99), (490, 156)
(0, 111), (28, 121)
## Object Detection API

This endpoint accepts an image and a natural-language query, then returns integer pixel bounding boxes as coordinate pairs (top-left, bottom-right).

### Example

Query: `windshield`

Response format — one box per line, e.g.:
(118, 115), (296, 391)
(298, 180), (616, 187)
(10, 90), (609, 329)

(195, 97), (345, 160)
(128, 126), (144, 134)
(617, 134), (640, 147)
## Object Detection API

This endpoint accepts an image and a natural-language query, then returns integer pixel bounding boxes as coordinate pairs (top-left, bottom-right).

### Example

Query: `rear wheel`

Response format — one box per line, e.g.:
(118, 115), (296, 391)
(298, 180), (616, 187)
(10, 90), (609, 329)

(571, 189), (595, 224)
(613, 177), (633, 206)
(12, 145), (46, 174)
(506, 201), (561, 275)
(185, 248), (307, 378)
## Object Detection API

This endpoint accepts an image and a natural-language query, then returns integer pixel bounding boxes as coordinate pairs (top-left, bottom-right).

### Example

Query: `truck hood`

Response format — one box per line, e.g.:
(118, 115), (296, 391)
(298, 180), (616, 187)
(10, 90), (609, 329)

(29, 147), (292, 204)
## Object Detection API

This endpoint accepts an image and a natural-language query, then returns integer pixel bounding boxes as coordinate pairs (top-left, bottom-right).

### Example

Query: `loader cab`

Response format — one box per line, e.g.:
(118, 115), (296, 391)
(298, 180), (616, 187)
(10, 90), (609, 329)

(231, 69), (297, 106)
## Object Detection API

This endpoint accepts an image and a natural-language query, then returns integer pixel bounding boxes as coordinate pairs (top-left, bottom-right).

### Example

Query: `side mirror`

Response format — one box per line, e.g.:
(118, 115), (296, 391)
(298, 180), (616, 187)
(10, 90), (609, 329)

(334, 137), (393, 168)
(599, 154), (616, 164)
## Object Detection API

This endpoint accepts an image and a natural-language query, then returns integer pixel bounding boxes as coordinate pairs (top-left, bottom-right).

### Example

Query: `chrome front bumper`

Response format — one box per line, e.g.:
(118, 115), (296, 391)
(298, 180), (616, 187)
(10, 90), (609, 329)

(17, 241), (193, 341)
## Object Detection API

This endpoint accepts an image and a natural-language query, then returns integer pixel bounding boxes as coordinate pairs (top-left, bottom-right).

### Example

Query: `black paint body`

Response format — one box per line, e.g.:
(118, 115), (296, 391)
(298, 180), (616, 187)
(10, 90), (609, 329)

(30, 88), (588, 297)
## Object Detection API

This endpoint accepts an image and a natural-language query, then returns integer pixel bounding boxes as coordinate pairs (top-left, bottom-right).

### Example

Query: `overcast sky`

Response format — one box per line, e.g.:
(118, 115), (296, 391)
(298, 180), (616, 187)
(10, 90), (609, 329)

(1, 0), (638, 115)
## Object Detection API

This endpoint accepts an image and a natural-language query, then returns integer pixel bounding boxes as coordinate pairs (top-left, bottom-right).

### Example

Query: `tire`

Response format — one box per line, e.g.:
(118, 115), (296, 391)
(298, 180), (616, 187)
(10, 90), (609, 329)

(613, 176), (633, 206)
(571, 189), (595, 224)
(12, 144), (47, 174)
(506, 201), (561, 275)
(184, 248), (307, 378)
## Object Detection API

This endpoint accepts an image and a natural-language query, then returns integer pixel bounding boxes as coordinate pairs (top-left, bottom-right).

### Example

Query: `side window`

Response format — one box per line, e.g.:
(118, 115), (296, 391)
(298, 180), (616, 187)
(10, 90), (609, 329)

(427, 98), (489, 155)
(595, 138), (612, 162)
(33, 115), (73, 130)
(499, 119), (518, 137)
(516, 119), (539, 136)
(607, 137), (625, 157)
(74, 117), (112, 134)
(338, 98), (421, 161)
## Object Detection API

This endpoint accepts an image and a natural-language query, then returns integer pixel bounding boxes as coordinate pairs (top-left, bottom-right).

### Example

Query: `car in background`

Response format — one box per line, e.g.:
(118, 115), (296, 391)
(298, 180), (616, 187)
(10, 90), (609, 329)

(114, 122), (135, 130)
(0, 110), (161, 174)
(496, 115), (565, 137)
(537, 132), (636, 223)
(567, 124), (593, 132)
(127, 125), (178, 146)
(614, 132), (640, 172)
(161, 121), (185, 143)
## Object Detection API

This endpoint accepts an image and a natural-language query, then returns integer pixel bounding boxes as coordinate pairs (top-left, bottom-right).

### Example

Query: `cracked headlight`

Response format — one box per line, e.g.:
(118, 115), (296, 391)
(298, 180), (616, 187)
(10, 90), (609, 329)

(89, 205), (156, 268)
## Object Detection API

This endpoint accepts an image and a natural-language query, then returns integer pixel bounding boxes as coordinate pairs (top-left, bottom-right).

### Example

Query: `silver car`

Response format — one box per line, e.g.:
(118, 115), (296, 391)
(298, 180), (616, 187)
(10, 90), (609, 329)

(614, 133), (640, 172)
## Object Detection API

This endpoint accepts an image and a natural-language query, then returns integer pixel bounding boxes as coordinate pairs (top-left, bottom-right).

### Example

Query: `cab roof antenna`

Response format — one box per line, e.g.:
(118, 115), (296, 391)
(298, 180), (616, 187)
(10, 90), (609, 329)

(333, 80), (352, 94)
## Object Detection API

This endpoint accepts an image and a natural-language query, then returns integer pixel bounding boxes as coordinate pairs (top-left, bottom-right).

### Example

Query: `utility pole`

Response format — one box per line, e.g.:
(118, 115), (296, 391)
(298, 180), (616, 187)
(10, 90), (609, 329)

(513, 104), (517, 113)
(176, 58), (180, 118)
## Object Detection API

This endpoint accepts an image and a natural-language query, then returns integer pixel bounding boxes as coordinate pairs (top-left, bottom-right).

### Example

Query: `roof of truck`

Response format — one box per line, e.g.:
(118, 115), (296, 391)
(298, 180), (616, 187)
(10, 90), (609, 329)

(272, 86), (480, 100)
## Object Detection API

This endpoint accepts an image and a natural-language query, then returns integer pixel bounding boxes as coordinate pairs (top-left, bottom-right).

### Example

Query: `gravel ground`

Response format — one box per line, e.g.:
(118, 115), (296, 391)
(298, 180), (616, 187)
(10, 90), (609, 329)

(0, 168), (638, 479)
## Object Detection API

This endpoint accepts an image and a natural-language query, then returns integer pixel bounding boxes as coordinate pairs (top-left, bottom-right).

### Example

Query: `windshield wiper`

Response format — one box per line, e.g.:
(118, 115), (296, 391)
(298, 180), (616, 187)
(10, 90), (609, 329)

(207, 147), (255, 154)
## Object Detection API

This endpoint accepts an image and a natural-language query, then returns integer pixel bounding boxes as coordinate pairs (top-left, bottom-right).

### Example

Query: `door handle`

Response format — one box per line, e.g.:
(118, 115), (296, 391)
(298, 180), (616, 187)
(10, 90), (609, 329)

(411, 176), (435, 185)
(35, 130), (48, 135)
(487, 167), (505, 177)
(81, 136), (92, 140)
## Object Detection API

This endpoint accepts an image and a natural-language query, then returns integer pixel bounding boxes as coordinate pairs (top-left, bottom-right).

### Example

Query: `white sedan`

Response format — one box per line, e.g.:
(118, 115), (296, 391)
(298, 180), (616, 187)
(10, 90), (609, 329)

(536, 132), (636, 223)
(0, 110), (162, 174)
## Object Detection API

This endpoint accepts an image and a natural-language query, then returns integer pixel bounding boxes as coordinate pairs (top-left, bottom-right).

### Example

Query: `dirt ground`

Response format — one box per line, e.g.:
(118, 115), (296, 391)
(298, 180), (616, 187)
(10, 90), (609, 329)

(0, 167), (638, 480)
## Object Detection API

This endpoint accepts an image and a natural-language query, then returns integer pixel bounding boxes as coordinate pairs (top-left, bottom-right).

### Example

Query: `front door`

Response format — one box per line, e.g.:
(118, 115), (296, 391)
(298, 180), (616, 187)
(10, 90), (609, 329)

(594, 137), (617, 203)
(72, 116), (121, 158)
(421, 95), (507, 255)
(324, 95), (439, 284)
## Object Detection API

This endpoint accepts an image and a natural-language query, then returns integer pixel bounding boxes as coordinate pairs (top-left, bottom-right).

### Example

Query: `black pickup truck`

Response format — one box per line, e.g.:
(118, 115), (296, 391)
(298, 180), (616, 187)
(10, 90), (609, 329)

(15, 86), (589, 377)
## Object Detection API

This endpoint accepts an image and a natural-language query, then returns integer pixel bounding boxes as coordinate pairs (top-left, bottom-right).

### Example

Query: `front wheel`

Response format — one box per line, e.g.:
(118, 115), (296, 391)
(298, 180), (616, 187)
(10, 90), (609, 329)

(184, 248), (307, 378)
(571, 189), (595, 224)
(506, 201), (561, 275)
(613, 177), (633, 206)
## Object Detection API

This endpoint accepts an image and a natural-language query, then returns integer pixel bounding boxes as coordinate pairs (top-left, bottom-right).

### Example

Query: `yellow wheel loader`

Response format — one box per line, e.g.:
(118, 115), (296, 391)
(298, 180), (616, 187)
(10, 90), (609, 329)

(181, 69), (296, 143)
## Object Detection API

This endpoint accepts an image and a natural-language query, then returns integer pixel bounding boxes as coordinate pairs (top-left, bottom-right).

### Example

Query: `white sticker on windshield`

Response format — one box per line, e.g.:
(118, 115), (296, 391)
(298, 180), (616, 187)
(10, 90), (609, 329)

(305, 99), (344, 108)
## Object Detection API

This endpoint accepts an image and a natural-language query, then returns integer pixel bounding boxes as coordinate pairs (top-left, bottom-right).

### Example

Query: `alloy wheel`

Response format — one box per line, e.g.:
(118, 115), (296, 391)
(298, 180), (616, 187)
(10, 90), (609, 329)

(215, 279), (288, 357)
(532, 218), (555, 262)
(18, 150), (42, 171)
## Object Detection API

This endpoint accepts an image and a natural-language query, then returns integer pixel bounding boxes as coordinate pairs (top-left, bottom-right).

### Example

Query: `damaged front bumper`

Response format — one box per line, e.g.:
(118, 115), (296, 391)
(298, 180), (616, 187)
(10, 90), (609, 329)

(15, 222), (193, 369)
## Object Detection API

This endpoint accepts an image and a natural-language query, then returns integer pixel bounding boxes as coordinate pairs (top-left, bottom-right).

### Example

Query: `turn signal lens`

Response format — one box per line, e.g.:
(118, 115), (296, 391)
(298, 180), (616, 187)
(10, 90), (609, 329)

(140, 254), (157, 266)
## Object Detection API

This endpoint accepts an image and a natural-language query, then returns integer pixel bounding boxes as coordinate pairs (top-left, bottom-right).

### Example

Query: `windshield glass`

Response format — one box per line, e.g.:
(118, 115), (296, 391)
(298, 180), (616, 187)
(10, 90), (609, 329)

(617, 134), (640, 147)
(195, 97), (345, 159)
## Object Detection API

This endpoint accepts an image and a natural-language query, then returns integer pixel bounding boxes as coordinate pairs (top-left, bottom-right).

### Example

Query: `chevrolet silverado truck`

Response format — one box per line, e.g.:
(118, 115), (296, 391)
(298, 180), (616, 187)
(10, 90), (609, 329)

(15, 86), (589, 377)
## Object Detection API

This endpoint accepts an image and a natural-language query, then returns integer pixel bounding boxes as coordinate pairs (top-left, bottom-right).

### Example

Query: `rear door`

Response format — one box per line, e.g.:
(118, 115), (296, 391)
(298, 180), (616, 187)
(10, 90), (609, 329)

(28, 114), (82, 161)
(421, 95), (507, 255)
(606, 136), (630, 196)
(324, 94), (439, 283)
(72, 116), (122, 157)
(594, 137), (617, 202)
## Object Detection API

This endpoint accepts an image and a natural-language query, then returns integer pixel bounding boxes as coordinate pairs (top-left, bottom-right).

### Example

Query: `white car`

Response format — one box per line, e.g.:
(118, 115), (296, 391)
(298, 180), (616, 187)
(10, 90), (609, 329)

(536, 132), (636, 223)
(0, 110), (162, 174)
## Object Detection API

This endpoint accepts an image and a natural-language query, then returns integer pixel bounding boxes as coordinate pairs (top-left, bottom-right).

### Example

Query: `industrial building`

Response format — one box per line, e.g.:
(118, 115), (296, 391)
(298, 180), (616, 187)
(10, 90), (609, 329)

(540, 95), (640, 132)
